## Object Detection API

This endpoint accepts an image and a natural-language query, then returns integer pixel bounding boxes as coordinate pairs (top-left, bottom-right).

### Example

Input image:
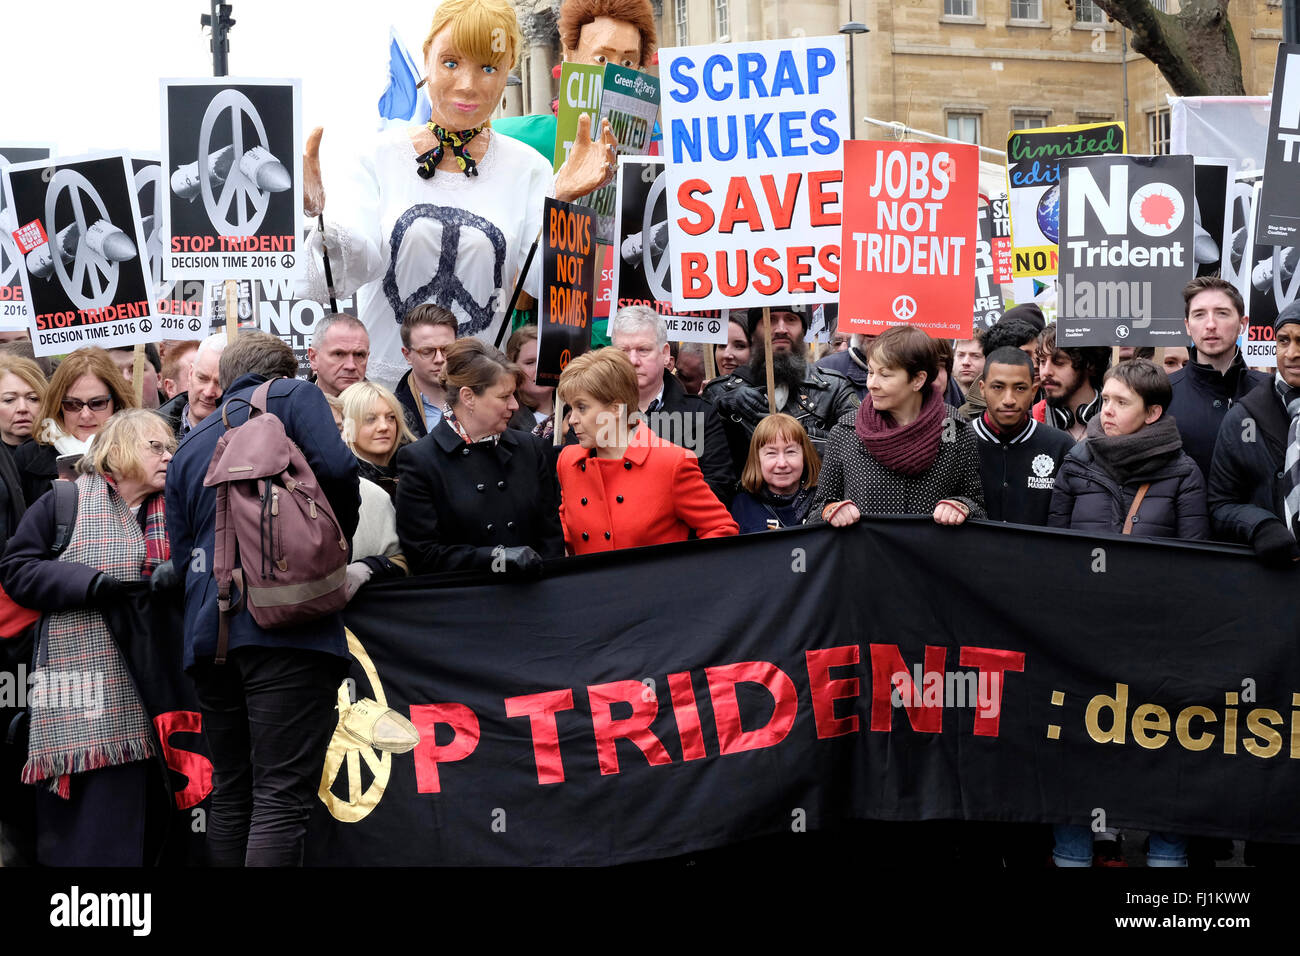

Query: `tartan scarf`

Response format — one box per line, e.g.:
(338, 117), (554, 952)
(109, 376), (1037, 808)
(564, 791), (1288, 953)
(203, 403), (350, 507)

(22, 472), (157, 797)
(1276, 373), (1300, 540)
(415, 123), (485, 179)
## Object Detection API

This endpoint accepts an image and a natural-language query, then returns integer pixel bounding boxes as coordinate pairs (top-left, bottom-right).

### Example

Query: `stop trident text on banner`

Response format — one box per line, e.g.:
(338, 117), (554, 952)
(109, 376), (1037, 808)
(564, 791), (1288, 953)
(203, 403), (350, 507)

(659, 36), (848, 312)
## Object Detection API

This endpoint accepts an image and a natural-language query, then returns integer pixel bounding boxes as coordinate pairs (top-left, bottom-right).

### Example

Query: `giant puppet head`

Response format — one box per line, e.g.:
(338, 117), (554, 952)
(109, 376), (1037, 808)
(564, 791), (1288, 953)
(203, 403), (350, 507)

(420, 0), (523, 131)
(559, 0), (658, 70)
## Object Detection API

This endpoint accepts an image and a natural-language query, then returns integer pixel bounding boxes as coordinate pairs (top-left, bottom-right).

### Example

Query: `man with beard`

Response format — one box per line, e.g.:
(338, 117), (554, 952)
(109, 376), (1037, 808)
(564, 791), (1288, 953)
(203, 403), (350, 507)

(704, 307), (859, 472)
(1034, 324), (1110, 442)
(1167, 276), (1267, 481)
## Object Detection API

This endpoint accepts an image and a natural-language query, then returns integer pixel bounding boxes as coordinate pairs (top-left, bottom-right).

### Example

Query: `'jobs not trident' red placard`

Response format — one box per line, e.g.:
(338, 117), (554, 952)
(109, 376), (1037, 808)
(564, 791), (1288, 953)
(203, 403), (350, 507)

(839, 140), (978, 338)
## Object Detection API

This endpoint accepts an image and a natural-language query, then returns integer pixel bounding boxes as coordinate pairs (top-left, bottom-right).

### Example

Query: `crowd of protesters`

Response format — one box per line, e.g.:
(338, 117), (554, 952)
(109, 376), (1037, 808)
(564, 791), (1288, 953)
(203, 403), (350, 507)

(0, 271), (1295, 869)
(0, 0), (1293, 871)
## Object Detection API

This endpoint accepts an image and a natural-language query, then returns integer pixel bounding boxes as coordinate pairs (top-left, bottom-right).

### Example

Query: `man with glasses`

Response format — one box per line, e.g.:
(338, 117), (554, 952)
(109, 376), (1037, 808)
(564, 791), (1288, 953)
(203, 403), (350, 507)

(395, 304), (458, 439)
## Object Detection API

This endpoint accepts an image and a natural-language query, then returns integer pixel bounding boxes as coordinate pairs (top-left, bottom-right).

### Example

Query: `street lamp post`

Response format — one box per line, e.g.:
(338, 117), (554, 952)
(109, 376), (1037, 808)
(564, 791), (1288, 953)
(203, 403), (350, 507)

(840, 9), (870, 142)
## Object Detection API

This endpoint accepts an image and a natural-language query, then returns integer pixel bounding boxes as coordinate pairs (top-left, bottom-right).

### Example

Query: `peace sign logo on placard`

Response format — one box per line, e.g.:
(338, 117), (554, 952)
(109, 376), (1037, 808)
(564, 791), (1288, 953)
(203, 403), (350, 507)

(45, 169), (119, 310)
(642, 171), (672, 302)
(134, 162), (164, 289)
(0, 153), (21, 289)
(198, 89), (272, 237)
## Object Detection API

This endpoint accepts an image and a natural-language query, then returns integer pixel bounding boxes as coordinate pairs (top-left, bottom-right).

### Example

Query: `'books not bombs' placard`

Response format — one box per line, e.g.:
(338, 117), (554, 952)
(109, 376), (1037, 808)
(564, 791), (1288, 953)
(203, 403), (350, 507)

(161, 79), (304, 281)
(537, 198), (596, 386)
(2, 152), (158, 355)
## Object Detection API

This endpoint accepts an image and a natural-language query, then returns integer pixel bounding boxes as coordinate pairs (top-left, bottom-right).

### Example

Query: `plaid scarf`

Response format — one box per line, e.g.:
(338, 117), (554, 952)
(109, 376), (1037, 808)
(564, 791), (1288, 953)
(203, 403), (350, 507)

(415, 123), (485, 179)
(22, 473), (158, 796)
(1276, 373), (1300, 540)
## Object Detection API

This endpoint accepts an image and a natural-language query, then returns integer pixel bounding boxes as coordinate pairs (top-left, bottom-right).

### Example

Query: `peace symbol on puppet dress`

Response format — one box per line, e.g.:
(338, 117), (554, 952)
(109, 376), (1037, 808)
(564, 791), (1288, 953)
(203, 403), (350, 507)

(133, 162), (165, 289)
(41, 169), (138, 311)
(179, 89), (291, 238)
(383, 203), (506, 337)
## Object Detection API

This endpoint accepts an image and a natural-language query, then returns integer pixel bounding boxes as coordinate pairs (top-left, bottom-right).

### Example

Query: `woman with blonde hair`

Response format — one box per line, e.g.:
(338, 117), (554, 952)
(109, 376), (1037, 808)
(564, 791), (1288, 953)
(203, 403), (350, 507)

(14, 348), (136, 505)
(298, 0), (614, 384)
(0, 354), (47, 548)
(337, 383), (412, 598)
(0, 409), (174, 864)
(339, 381), (415, 501)
(556, 347), (737, 553)
(729, 414), (821, 533)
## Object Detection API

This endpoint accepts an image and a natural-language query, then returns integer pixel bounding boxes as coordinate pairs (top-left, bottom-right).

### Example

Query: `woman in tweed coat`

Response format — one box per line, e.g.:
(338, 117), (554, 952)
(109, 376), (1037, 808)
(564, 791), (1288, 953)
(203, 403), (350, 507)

(811, 326), (986, 528)
(0, 410), (174, 865)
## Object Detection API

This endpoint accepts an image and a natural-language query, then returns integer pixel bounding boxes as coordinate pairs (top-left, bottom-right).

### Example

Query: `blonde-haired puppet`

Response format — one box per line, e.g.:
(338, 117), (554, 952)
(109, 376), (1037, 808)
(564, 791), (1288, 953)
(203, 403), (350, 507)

(299, 0), (615, 386)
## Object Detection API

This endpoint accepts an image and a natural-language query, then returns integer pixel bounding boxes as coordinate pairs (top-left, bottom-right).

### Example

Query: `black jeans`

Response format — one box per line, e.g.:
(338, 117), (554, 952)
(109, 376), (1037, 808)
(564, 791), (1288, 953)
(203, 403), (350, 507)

(191, 645), (346, 867)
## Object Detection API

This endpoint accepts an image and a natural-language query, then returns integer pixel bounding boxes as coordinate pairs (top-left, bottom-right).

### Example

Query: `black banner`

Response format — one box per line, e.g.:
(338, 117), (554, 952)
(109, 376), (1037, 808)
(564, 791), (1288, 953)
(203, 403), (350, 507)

(306, 518), (1300, 866)
(537, 197), (595, 386)
(0, 145), (50, 330)
(1257, 44), (1300, 248)
(1058, 154), (1194, 346)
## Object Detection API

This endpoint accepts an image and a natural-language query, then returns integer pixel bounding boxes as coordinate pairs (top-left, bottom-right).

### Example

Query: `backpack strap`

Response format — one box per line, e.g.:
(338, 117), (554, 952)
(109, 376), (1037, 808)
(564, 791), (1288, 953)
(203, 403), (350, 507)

(250, 378), (278, 414)
(213, 483), (246, 665)
(50, 479), (79, 555)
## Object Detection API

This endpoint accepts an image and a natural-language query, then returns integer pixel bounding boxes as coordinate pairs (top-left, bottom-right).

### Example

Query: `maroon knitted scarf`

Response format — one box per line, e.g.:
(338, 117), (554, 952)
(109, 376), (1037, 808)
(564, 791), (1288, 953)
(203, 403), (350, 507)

(854, 384), (946, 477)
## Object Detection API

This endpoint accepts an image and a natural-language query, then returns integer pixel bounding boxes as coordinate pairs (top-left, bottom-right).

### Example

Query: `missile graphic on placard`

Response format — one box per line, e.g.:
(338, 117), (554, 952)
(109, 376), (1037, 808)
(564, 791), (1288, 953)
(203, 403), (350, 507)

(1252, 244), (1300, 292)
(25, 219), (137, 280)
(171, 143), (291, 201)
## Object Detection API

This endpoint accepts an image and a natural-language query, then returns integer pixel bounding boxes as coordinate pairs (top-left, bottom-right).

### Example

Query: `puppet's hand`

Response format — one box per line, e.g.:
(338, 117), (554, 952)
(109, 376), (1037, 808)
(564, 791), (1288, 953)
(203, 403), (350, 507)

(554, 113), (618, 203)
(304, 126), (325, 217)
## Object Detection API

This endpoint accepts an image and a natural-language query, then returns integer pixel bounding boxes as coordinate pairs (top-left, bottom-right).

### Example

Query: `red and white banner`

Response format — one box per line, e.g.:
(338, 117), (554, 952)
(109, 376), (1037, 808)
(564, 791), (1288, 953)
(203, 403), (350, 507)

(839, 141), (979, 337)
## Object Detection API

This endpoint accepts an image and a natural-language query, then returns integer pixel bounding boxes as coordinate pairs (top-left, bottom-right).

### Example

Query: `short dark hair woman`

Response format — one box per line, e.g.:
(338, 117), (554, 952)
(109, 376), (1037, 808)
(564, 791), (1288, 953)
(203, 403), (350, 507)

(811, 326), (985, 528)
(395, 339), (563, 574)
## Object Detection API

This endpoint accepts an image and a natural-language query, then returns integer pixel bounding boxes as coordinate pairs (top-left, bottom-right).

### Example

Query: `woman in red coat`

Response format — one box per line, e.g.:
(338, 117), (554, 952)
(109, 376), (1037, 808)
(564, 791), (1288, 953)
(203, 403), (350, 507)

(556, 348), (737, 554)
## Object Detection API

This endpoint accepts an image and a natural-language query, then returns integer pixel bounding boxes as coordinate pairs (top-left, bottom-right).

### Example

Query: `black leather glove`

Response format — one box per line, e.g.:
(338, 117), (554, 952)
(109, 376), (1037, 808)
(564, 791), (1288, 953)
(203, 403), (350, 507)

(1252, 521), (1299, 566)
(149, 559), (182, 593)
(86, 572), (127, 605)
(499, 546), (543, 577)
(713, 384), (769, 422)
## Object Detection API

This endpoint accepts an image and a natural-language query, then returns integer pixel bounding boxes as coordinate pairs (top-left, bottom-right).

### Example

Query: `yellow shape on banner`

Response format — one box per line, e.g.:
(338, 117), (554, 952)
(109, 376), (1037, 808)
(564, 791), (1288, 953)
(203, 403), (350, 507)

(318, 628), (396, 823)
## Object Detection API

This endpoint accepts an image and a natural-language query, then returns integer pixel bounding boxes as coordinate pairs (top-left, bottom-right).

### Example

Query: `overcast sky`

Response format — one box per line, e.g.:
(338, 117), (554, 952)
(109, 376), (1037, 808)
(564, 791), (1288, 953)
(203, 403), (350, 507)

(2, 0), (434, 155)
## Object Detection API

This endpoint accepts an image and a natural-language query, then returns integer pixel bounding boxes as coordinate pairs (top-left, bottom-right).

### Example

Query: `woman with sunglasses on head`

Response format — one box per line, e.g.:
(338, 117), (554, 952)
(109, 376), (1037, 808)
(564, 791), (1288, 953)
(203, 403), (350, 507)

(13, 348), (137, 506)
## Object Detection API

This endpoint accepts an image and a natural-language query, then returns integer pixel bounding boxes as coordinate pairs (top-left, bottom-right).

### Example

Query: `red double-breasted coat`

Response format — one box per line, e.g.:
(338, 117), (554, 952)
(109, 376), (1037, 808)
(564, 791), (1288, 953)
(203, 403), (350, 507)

(557, 425), (738, 554)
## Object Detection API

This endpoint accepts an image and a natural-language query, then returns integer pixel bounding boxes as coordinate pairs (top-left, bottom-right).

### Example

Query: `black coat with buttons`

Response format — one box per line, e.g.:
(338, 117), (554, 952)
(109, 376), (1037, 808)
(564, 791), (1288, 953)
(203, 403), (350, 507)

(395, 419), (564, 574)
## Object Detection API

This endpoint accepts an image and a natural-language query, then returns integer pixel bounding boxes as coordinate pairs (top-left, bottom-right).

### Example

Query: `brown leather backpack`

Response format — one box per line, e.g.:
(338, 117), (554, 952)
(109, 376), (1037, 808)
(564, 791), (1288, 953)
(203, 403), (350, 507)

(202, 379), (349, 664)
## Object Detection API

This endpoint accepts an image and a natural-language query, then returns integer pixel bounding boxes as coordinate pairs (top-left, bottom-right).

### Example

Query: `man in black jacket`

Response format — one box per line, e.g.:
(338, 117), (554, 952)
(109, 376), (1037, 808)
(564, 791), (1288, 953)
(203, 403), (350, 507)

(972, 348), (1076, 525)
(1208, 303), (1300, 564)
(704, 306), (859, 470)
(1168, 276), (1267, 481)
(610, 305), (736, 504)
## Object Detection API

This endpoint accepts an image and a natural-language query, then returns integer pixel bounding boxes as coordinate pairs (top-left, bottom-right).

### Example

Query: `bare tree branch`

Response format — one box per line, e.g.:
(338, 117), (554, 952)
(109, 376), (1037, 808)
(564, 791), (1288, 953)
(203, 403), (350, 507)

(1090, 0), (1244, 96)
